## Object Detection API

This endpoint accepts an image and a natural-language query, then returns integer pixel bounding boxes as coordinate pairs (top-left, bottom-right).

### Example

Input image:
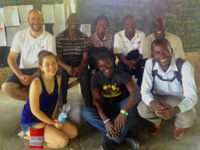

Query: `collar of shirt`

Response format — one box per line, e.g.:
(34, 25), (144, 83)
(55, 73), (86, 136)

(64, 29), (81, 40)
(94, 32), (107, 41)
(152, 32), (169, 40)
(123, 29), (137, 41)
(27, 27), (45, 42)
(153, 57), (178, 74)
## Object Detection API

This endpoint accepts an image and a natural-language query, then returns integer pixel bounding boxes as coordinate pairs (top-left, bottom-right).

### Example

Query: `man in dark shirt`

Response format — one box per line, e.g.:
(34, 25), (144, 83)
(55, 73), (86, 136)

(82, 48), (140, 150)
(56, 13), (91, 107)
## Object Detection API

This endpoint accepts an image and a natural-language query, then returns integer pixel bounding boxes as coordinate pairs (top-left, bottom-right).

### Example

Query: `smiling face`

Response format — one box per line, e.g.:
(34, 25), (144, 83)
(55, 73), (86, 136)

(152, 18), (166, 39)
(97, 57), (114, 78)
(96, 19), (108, 34)
(28, 10), (44, 32)
(67, 14), (80, 32)
(123, 17), (135, 35)
(40, 55), (58, 77)
(152, 41), (172, 72)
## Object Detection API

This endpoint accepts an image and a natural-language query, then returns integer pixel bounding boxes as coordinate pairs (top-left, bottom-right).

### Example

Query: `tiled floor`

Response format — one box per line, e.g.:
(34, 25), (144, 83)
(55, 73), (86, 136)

(0, 77), (200, 150)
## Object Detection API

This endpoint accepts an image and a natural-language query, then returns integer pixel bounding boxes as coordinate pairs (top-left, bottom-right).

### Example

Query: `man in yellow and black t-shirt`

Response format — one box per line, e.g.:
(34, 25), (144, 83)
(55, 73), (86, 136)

(82, 47), (140, 150)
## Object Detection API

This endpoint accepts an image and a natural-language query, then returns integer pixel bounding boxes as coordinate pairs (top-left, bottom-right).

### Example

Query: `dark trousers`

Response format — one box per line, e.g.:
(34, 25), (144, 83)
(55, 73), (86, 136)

(118, 50), (145, 87)
(59, 67), (92, 108)
(118, 61), (144, 87)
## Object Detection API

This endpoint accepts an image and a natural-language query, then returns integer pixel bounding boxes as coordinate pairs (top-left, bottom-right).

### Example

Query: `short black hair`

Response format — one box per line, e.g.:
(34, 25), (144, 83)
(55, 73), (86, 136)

(89, 47), (112, 63)
(94, 15), (109, 27)
(151, 38), (172, 52)
(123, 15), (134, 24)
(67, 13), (80, 23)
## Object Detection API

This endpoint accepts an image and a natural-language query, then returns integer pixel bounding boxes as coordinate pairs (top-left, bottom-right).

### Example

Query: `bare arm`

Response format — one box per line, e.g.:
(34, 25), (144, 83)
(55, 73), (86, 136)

(7, 52), (23, 78)
(92, 88), (118, 139)
(74, 52), (89, 76)
(92, 89), (108, 122)
(51, 75), (61, 120)
(29, 79), (54, 125)
(57, 54), (75, 76)
(121, 81), (140, 112)
(8, 52), (40, 85)
(114, 81), (140, 132)
(117, 53), (132, 69)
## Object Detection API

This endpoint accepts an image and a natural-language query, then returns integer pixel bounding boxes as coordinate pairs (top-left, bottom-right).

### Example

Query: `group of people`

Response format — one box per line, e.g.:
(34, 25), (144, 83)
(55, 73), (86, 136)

(1, 8), (198, 150)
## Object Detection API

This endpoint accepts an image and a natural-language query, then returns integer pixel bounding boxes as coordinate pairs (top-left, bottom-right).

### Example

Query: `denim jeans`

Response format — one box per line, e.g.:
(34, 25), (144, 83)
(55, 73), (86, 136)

(82, 97), (135, 144)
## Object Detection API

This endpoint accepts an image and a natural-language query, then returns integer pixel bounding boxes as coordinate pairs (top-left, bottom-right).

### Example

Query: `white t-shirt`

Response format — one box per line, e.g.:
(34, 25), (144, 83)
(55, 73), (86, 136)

(10, 28), (56, 69)
(114, 29), (146, 56)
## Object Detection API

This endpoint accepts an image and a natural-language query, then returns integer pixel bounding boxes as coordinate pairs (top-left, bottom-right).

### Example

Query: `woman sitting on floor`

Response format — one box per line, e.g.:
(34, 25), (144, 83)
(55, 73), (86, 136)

(21, 50), (78, 148)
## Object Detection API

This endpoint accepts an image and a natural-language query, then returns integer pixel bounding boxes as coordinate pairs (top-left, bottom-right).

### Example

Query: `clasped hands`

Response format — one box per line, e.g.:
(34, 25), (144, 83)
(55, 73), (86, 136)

(53, 119), (64, 130)
(67, 64), (85, 77)
(127, 60), (137, 70)
(150, 101), (177, 120)
(105, 113), (127, 140)
(19, 74), (34, 86)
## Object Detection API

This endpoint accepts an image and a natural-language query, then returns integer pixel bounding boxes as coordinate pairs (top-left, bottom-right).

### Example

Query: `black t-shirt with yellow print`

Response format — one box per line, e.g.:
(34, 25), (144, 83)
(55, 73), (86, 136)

(91, 69), (132, 102)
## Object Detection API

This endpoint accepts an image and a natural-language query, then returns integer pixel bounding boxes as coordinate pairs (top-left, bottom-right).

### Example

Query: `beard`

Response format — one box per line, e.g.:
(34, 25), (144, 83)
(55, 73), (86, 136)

(30, 24), (43, 32)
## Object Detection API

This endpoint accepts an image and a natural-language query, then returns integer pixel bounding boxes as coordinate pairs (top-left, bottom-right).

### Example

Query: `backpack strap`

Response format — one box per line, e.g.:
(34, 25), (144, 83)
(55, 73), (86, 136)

(152, 59), (156, 79)
(151, 58), (185, 93)
(174, 58), (185, 83)
(151, 59), (156, 93)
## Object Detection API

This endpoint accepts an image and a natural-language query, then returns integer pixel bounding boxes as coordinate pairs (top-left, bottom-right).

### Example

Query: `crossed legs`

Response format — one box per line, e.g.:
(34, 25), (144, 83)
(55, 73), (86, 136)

(25, 121), (78, 149)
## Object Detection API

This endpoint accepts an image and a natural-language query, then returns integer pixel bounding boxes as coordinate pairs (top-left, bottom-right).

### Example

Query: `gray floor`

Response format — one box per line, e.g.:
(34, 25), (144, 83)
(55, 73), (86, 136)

(0, 77), (200, 150)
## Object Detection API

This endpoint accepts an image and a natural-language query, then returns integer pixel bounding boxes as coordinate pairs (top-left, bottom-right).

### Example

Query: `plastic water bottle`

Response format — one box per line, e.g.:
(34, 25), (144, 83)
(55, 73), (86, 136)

(58, 103), (71, 122)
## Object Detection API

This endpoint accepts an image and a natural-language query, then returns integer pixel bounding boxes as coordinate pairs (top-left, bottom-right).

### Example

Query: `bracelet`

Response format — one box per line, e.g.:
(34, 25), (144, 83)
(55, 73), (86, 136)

(120, 109), (128, 116)
(103, 118), (110, 124)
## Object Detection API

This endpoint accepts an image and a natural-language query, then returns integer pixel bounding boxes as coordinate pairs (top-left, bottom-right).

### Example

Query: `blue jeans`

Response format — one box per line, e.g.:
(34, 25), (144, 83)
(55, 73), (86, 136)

(82, 97), (135, 144)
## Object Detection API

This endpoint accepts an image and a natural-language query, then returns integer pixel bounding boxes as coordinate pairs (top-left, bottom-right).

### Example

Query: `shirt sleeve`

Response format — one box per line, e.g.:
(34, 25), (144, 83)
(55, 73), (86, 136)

(138, 32), (146, 54)
(89, 35), (94, 47)
(177, 62), (198, 113)
(113, 33), (123, 54)
(90, 74), (101, 89)
(56, 35), (63, 55)
(10, 32), (21, 53)
(47, 36), (57, 56)
(140, 59), (155, 106)
(141, 36), (152, 59)
(173, 37), (185, 59)
(120, 71), (132, 85)
(82, 36), (90, 53)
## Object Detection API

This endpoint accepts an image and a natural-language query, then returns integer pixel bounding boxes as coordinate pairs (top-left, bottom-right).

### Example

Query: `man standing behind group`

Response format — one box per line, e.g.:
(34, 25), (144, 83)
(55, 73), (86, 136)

(114, 15), (145, 87)
(2, 9), (56, 101)
(142, 17), (185, 59)
(56, 13), (91, 107)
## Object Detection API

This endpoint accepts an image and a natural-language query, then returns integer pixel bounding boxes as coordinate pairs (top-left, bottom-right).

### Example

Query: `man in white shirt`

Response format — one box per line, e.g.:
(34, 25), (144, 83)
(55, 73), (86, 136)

(141, 17), (185, 59)
(1, 9), (56, 101)
(137, 38), (197, 140)
(114, 15), (145, 87)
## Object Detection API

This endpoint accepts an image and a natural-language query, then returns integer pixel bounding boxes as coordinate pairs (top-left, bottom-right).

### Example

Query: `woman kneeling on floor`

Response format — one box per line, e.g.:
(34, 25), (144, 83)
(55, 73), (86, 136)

(21, 50), (78, 148)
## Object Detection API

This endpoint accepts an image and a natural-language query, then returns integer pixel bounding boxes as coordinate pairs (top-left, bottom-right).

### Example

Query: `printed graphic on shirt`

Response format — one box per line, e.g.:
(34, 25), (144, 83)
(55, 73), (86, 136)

(102, 83), (121, 98)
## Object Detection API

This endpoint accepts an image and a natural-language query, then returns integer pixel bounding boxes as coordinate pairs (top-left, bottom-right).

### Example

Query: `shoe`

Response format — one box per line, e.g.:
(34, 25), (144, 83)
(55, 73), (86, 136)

(101, 135), (118, 150)
(150, 123), (161, 135)
(174, 126), (184, 140)
(124, 131), (139, 150)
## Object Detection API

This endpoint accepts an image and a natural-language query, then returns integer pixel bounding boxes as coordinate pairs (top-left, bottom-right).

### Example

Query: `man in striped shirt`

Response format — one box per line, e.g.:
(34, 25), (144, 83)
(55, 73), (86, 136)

(56, 13), (91, 107)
